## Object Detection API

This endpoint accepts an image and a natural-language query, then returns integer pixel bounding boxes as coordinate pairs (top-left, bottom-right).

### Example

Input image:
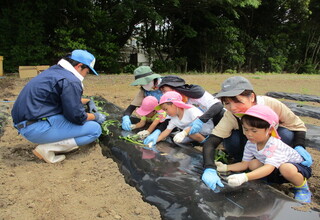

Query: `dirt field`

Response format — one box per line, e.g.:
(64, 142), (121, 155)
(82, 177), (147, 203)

(0, 73), (319, 219)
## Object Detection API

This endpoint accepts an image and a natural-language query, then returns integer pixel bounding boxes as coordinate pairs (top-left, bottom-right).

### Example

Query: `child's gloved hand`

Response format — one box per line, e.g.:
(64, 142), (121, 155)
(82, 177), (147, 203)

(137, 130), (150, 139)
(122, 115), (132, 131)
(215, 161), (228, 172)
(130, 124), (136, 130)
(227, 173), (248, 187)
(173, 130), (188, 143)
(143, 129), (161, 146)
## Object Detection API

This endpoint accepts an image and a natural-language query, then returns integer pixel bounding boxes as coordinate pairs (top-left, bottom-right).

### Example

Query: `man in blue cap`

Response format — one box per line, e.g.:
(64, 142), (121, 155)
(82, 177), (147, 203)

(12, 49), (106, 163)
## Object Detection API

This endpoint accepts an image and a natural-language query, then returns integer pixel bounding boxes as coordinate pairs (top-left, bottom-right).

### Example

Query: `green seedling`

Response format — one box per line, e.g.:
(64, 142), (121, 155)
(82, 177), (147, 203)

(119, 134), (145, 146)
(214, 149), (229, 164)
(101, 119), (120, 136)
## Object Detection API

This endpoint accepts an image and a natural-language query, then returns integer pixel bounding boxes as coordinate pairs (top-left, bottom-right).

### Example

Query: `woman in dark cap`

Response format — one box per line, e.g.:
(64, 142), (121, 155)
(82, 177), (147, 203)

(143, 75), (225, 146)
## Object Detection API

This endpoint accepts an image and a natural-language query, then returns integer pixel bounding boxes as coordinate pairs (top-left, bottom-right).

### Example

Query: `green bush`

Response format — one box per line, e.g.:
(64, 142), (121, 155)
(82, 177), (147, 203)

(122, 64), (136, 73)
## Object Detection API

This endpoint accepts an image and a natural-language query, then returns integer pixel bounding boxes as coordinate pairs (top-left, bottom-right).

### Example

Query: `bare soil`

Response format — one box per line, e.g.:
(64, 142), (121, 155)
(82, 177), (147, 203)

(0, 73), (319, 219)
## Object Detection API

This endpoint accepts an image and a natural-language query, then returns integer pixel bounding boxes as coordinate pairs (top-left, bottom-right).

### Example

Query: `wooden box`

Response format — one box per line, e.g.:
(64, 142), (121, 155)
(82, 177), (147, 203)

(19, 65), (50, 78)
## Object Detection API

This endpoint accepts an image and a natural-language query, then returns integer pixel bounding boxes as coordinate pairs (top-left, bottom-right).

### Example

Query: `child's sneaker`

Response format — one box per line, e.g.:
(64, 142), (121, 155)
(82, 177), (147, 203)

(294, 179), (312, 203)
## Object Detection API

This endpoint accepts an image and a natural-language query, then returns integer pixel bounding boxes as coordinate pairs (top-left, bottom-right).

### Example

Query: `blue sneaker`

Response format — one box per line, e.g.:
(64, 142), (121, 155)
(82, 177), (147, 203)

(294, 179), (312, 203)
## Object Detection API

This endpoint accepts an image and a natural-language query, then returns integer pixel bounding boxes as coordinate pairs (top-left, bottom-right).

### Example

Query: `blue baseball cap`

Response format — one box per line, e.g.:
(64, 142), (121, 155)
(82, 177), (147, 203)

(70, 49), (98, 75)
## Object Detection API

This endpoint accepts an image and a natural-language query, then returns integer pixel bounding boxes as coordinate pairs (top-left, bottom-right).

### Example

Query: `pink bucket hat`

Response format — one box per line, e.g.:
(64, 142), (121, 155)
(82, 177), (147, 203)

(136, 96), (159, 116)
(237, 105), (280, 139)
(155, 91), (193, 110)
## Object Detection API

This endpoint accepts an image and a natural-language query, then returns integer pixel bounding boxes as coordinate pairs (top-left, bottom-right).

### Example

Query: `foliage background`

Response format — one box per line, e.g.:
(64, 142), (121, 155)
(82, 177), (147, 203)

(0, 0), (319, 74)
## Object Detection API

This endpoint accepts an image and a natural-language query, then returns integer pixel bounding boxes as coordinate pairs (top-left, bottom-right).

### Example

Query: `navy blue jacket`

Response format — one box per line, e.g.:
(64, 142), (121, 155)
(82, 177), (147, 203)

(12, 65), (87, 125)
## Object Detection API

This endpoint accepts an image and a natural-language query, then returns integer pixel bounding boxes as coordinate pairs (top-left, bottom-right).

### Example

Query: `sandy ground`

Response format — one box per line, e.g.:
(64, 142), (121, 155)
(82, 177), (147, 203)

(0, 74), (319, 219)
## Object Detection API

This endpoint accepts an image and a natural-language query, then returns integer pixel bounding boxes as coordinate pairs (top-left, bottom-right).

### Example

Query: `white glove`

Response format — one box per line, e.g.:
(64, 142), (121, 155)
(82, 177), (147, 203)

(137, 130), (150, 139)
(215, 161), (228, 172)
(173, 130), (188, 143)
(130, 124), (136, 130)
(226, 173), (248, 187)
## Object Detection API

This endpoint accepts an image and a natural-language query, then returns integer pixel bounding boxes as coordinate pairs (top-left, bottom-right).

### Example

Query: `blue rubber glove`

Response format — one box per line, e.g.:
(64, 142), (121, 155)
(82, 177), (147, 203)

(202, 168), (224, 191)
(295, 146), (312, 167)
(122, 115), (132, 131)
(143, 129), (161, 146)
(94, 112), (106, 124)
(189, 118), (204, 135)
(87, 100), (98, 113)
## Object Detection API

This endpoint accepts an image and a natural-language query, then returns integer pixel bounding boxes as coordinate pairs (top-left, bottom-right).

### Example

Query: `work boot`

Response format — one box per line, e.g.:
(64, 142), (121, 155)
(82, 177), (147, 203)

(32, 138), (78, 163)
(33, 145), (66, 163)
(294, 179), (312, 203)
(58, 146), (79, 153)
(54, 138), (79, 153)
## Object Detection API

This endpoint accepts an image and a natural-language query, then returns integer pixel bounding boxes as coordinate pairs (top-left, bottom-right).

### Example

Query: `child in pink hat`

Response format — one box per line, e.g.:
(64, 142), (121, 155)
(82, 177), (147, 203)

(130, 96), (166, 139)
(154, 91), (213, 145)
(215, 105), (312, 203)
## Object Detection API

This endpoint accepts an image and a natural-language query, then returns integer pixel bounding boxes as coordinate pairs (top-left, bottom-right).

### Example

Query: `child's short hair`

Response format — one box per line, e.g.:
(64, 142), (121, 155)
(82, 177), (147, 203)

(241, 115), (270, 129)
(237, 105), (280, 139)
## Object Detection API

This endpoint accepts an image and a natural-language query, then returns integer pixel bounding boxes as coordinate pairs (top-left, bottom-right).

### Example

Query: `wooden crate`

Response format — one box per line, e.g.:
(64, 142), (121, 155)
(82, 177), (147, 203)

(19, 66), (37, 78)
(19, 65), (50, 78)
(36, 65), (50, 74)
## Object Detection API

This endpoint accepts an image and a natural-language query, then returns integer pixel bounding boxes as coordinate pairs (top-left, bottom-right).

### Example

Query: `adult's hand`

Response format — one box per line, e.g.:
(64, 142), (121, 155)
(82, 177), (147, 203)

(122, 115), (132, 131)
(87, 100), (98, 113)
(94, 112), (106, 124)
(189, 118), (203, 135)
(201, 168), (224, 191)
(143, 129), (161, 146)
(295, 146), (312, 167)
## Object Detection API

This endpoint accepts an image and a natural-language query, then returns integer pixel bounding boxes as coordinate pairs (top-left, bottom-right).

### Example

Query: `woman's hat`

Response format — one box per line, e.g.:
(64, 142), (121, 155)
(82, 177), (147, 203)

(131, 66), (161, 86)
(155, 91), (193, 110)
(215, 76), (253, 98)
(156, 75), (186, 88)
(237, 105), (280, 139)
(136, 96), (159, 116)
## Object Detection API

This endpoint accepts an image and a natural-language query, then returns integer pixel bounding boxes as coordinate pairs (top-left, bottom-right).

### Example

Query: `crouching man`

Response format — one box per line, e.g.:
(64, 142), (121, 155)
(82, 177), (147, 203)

(12, 49), (106, 163)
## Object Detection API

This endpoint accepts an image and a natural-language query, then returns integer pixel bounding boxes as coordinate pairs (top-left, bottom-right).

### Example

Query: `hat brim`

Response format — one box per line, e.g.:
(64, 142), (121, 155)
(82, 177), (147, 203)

(157, 80), (186, 88)
(88, 66), (98, 75)
(270, 128), (281, 139)
(131, 74), (162, 86)
(235, 113), (281, 139)
(215, 89), (245, 98)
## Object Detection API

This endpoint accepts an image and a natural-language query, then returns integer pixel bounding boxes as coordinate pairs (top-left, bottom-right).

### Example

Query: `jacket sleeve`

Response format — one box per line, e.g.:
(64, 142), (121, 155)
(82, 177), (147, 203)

(123, 105), (137, 116)
(60, 80), (87, 125)
(202, 134), (223, 169)
(293, 130), (306, 148)
(199, 102), (225, 125)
